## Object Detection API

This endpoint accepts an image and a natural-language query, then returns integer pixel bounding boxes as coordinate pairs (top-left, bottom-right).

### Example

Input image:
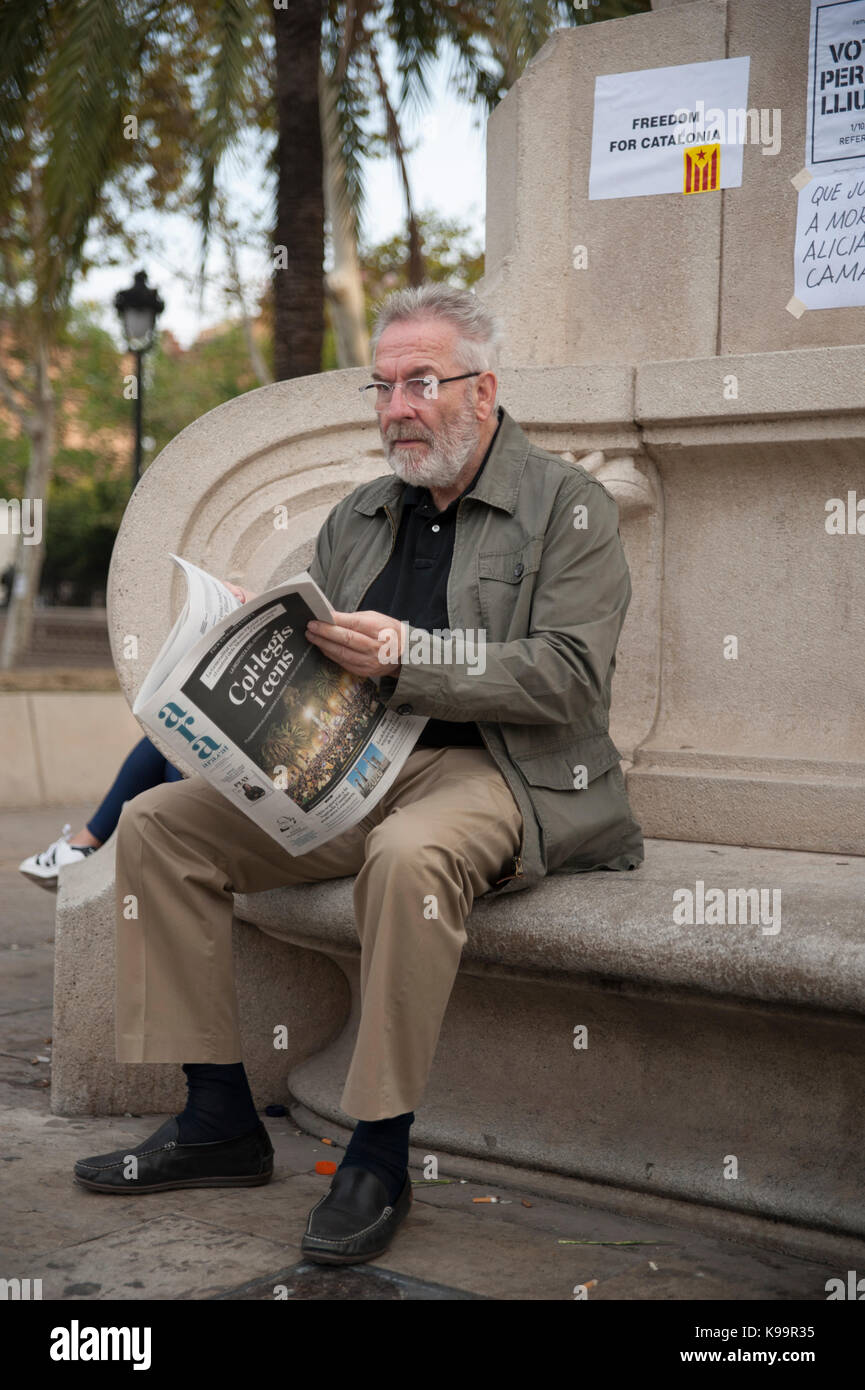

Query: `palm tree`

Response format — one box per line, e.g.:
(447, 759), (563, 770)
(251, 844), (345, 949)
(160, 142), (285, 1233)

(278, 681), (305, 726)
(312, 661), (355, 715)
(2, 2), (651, 379)
(318, 1), (652, 364)
(0, 0), (650, 662)
(263, 720), (312, 776)
(0, 0), (251, 662)
(272, 0), (325, 379)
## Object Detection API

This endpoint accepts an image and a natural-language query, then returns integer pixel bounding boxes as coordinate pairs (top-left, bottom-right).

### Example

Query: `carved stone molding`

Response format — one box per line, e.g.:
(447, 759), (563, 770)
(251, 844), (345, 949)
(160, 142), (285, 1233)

(558, 449), (658, 518)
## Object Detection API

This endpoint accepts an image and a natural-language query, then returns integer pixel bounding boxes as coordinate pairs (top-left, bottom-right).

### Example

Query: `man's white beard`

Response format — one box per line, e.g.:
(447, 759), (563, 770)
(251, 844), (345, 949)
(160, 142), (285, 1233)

(383, 398), (481, 489)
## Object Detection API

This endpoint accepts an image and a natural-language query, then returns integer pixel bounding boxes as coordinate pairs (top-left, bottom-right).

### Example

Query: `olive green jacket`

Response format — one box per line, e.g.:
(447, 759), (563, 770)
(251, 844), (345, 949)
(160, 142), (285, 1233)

(308, 405), (644, 896)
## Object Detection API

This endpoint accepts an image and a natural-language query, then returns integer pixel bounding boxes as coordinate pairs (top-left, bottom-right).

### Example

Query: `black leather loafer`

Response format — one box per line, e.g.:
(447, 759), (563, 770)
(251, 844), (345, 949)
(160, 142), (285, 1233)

(73, 1116), (273, 1193)
(301, 1165), (412, 1265)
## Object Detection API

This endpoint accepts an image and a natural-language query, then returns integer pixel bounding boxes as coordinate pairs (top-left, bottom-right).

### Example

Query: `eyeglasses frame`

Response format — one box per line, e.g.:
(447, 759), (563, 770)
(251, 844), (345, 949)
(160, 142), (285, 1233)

(358, 371), (483, 408)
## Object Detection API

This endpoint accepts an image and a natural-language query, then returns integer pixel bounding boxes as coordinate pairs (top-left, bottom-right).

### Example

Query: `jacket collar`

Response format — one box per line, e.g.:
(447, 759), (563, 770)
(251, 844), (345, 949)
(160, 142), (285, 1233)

(351, 404), (529, 519)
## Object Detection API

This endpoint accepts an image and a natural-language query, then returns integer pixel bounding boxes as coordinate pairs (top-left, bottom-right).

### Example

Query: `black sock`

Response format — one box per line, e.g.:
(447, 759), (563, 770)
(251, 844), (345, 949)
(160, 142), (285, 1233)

(174, 1062), (260, 1144)
(338, 1111), (414, 1203)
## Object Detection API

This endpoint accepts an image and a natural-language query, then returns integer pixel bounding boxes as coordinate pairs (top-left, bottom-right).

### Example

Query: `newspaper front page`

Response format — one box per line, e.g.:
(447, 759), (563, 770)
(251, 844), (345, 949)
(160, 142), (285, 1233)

(133, 558), (427, 855)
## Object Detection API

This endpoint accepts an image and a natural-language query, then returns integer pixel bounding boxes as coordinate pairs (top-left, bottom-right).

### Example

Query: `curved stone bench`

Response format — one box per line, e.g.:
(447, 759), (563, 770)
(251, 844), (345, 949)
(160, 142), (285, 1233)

(50, 367), (865, 1239)
(53, 823), (865, 1236)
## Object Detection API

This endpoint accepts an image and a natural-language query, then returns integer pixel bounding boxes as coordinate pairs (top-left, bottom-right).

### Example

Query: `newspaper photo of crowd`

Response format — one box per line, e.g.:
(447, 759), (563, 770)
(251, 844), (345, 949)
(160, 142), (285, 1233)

(257, 663), (382, 810)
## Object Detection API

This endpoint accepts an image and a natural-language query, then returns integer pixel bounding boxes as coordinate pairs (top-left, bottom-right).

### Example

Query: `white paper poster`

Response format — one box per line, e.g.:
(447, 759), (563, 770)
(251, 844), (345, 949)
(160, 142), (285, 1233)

(806, 0), (865, 175)
(588, 56), (751, 201)
(794, 168), (865, 308)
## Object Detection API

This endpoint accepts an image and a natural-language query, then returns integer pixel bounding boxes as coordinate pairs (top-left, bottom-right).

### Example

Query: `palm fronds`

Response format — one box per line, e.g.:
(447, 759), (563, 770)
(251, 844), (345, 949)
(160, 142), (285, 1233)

(193, 0), (257, 288)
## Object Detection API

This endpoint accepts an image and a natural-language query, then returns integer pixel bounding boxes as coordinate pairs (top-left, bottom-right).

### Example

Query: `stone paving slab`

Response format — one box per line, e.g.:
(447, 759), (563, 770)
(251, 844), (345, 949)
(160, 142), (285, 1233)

(20, 1215), (301, 1301)
(213, 1261), (484, 1300)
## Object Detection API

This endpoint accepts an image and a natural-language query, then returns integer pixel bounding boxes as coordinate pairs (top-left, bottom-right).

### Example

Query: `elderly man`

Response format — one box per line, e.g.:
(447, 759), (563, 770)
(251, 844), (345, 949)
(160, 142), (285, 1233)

(73, 284), (643, 1265)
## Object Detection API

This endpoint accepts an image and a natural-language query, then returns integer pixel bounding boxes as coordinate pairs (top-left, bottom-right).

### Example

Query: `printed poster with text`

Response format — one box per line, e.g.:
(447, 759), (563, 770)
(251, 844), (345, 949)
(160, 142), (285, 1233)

(806, 0), (865, 175)
(588, 56), (750, 201)
(795, 0), (865, 309)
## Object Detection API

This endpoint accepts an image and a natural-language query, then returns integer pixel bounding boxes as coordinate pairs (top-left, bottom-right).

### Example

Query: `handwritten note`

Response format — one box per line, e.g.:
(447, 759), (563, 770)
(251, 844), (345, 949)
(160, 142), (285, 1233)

(794, 169), (865, 308)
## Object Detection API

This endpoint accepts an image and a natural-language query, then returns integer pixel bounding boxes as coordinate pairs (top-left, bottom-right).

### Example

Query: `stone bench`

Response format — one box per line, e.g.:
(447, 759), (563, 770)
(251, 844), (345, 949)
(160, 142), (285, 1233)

(53, 830), (865, 1237)
(49, 364), (865, 1240)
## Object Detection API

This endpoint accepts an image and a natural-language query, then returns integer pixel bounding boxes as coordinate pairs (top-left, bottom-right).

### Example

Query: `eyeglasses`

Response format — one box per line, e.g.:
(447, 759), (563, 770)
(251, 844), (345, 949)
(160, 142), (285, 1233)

(358, 372), (481, 411)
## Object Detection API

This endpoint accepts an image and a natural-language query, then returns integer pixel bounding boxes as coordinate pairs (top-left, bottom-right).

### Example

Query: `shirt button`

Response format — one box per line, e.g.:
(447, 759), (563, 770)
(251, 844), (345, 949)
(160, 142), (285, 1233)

(431, 524), (440, 533)
(397, 703), (413, 715)
(514, 561), (524, 577)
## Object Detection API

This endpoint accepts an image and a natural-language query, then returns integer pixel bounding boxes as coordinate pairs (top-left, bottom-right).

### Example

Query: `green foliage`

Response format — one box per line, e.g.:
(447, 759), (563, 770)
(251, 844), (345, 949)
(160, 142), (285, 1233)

(40, 453), (130, 600)
(0, 0), (270, 324)
(0, 0), (651, 601)
(145, 320), (264, 460)
(55, 304), (134, 442)
(0, 420), (29, 497)
(360, 210), (483, 311)
(0, 205), (486, 599)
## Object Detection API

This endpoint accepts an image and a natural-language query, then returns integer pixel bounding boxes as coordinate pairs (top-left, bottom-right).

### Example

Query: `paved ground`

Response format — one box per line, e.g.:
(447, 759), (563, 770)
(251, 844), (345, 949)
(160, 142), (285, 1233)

(3, 804), (865, 1303)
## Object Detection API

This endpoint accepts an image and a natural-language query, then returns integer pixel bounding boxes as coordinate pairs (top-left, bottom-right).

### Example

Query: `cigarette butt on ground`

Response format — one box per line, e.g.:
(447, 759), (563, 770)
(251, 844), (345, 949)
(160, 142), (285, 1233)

(320, 1137), (334, 1145)
(521, 1199), (532, 1208)
(473, 1196), (499, 1203)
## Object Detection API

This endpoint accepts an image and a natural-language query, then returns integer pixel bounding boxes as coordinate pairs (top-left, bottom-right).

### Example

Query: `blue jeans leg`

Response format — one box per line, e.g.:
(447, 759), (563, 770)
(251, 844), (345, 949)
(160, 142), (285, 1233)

(87, 736), (183, 842)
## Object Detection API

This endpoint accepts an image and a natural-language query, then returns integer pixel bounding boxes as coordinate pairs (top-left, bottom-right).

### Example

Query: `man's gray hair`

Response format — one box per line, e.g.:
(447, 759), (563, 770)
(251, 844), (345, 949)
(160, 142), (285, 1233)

(370, 284), (503, 379)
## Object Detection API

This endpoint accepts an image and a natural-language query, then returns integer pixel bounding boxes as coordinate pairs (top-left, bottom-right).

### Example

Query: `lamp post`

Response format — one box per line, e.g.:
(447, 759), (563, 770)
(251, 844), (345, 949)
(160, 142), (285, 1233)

(114, 270), (164, 489)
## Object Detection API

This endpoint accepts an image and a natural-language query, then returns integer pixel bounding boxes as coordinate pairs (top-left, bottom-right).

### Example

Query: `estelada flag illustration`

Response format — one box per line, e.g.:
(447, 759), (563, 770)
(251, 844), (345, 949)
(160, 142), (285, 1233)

(683, 143), (721, 194)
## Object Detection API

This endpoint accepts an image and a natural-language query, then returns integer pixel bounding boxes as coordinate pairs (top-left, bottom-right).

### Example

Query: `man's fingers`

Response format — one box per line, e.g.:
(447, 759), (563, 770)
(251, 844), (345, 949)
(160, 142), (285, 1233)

(328, 609), (396, 640)
(313, 623), (357, 649)
(309, 632), (358, 662)
(308, 630), (387, 675)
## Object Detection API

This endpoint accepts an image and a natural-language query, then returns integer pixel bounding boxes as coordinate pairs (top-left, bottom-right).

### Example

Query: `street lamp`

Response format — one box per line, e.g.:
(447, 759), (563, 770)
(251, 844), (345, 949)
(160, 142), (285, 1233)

(114, 270), (164, 489)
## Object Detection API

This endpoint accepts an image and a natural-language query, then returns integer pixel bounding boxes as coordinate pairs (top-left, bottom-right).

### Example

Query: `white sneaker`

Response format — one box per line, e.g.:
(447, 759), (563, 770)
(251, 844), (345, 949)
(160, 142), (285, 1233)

(19, 824), (97, 890)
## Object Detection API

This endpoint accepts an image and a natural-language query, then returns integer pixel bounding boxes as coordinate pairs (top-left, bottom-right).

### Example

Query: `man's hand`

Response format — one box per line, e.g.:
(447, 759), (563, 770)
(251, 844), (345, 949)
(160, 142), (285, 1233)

(305, 610), (404, 679)
(224, 581), (258, 604)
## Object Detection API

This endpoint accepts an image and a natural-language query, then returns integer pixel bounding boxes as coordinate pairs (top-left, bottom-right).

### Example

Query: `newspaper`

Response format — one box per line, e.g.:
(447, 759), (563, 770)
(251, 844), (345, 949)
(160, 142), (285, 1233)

(133, 555), (428, 854)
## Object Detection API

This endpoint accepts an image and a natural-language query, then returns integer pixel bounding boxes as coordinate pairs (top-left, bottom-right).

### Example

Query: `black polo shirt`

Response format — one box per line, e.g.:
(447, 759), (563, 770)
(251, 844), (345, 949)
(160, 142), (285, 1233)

(364, 406), (503, 748)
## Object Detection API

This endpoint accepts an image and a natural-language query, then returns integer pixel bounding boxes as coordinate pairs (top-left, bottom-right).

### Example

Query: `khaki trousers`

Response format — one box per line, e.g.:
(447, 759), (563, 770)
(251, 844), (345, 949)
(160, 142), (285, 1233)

(114, 746), (523, 1121)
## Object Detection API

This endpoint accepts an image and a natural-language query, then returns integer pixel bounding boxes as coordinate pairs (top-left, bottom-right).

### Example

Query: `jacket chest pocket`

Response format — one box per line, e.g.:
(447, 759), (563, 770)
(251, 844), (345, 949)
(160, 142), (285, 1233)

(476, 537), (544, 635)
